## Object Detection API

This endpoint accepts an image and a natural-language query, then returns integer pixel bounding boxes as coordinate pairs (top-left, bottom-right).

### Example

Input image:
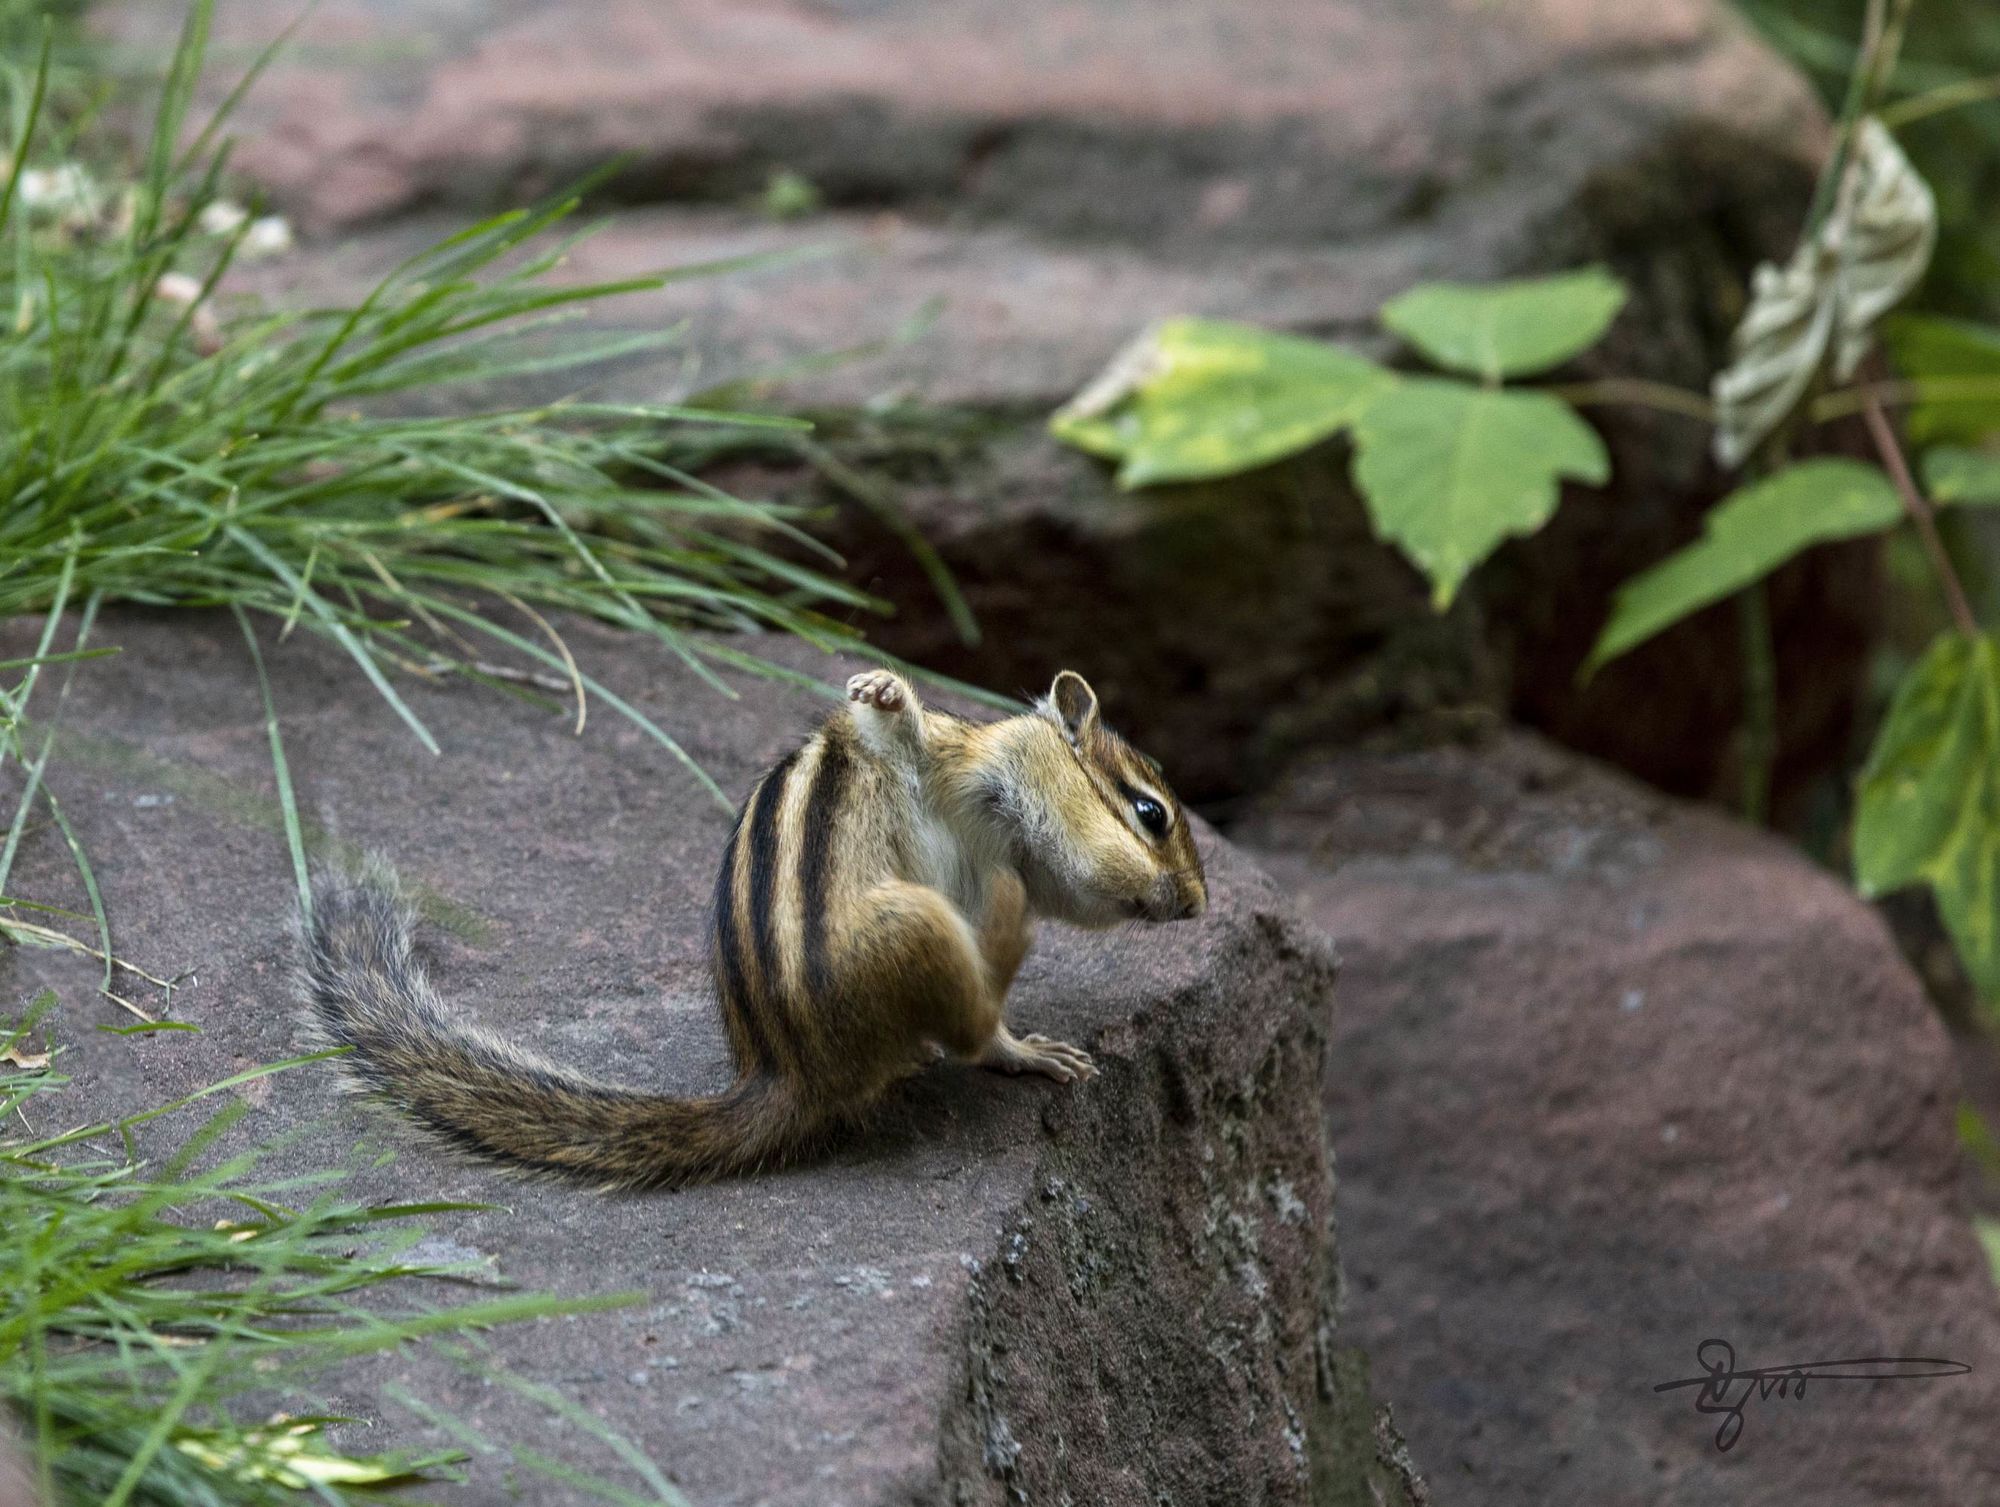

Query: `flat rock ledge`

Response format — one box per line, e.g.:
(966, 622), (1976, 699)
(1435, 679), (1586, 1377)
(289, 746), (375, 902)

(1233, 730), (2000, 1503)
(1, 612), (1389, 1505)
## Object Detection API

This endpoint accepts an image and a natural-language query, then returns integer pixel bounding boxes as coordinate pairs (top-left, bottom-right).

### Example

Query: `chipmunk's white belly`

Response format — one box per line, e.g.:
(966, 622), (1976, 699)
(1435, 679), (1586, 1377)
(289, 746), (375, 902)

(893, 782), (1000, 923)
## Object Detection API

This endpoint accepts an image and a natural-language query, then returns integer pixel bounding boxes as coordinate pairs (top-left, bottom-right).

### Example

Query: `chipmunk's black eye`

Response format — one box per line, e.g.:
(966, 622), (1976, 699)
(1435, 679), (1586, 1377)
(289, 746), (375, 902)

(1133, 796), (1168, 838)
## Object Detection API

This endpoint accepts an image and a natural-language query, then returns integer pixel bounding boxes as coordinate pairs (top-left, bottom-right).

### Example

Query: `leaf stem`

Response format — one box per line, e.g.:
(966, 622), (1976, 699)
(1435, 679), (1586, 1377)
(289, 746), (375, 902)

(1736, 581), (1777, 826)
(1880, 69), (2000, 129)
(1812, 375), (2000, 423)
(1804, 0), (1915, 238)
(1543, 378), (1717, 424)
(1862, 389), (1979, 637)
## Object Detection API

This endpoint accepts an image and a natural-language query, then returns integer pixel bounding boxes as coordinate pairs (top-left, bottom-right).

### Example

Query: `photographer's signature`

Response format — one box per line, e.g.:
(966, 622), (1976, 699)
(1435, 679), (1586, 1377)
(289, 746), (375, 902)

(1654, 1338), (1970, 1452)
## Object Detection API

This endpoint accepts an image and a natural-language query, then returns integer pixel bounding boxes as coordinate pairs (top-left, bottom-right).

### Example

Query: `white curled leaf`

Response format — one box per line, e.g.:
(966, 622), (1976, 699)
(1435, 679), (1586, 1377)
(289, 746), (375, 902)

(1831, 118), (1937, 380)
(1711, 242), (1838, 469)
(1712, 116), (1937, 468)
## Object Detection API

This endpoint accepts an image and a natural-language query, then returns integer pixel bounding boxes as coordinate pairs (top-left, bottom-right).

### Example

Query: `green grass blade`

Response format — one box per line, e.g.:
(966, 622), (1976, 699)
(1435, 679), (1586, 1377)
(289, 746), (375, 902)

(224, 526), (442, 756)
(40, 784), (111, 992)
(231, 603), (313, 921)
(408, 596), (732, 808)
(0, 21), (52, 236)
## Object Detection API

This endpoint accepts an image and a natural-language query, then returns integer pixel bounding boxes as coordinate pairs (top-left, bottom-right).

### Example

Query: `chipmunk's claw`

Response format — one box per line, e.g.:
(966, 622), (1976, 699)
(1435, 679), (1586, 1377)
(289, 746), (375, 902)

(978, 1029), (1097, 1085)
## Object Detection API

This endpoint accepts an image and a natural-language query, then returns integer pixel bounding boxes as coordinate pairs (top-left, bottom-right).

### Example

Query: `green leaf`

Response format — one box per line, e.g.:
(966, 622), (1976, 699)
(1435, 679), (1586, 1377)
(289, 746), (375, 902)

(1379, 267), (1627, 382)
(1925, 447), (2000, 506)
(1855, 632), (2000, 1002)
(1976, 1216), (2000, 1294)
(1883, 315), (2000, 446)
(1349, 379), (1608, 607)
(174, 1421), (467, 1490)
(1050, 318), (1394, 488)
(1960, 1102), (2000, 1181)
(1587, 460), (1901, 669)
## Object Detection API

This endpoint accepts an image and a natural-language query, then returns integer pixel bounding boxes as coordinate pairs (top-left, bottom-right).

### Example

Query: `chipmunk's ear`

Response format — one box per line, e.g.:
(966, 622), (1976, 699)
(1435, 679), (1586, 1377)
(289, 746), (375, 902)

(1046, 671), (1100, 747)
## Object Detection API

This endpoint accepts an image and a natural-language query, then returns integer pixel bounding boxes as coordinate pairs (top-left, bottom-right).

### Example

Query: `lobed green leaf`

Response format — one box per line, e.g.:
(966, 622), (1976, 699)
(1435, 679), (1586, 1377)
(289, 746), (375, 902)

(1350, 379), (1608, 608)
(1380, 266), (1628, 383)
(1050, 318), (1393, 487)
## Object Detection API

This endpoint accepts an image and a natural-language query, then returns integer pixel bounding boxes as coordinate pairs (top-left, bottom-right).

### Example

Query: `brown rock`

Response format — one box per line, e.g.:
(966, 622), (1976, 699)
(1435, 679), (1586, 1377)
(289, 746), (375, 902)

(123, 0), (1868, 811)
(99, 0), (1821, 241)
(1, 609), (1356, 1504)
(173, 0), (1828, 414)
(0, 1426), (36, 1507)
(1231, 730), (2000, 1503)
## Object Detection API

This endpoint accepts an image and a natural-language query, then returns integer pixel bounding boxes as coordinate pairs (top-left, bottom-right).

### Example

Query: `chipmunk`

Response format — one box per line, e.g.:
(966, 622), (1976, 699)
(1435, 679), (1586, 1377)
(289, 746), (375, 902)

(299, 668), (1207, 1190)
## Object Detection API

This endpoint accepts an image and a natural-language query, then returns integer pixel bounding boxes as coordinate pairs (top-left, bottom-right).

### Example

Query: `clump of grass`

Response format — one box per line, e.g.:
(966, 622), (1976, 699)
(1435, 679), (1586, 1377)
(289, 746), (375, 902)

(0, 0), (888, 815)
(0, 0), (950, 982)
(1, 1001), (688, 1505)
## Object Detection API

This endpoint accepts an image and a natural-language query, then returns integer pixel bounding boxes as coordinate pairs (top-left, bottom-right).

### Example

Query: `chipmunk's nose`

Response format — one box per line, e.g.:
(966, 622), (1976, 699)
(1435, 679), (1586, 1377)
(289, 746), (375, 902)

(1146, 874), (1206, 923)
(1172, 876), (1207, 921)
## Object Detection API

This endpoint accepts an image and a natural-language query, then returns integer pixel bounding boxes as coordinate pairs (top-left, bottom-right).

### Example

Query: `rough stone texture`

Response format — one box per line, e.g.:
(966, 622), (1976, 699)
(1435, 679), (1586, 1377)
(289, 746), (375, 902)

(100, 0), (1878, 813)
(0, 1426), (33, 1507)
(1, 610), (1360, 1505)
(1231, 731), (2000, 1503)
(102, 0), (1822, 245)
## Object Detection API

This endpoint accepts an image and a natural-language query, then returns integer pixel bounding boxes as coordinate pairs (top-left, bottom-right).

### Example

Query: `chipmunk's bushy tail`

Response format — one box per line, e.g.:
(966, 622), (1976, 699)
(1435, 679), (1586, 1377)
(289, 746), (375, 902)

(298, 868), (811, 1190)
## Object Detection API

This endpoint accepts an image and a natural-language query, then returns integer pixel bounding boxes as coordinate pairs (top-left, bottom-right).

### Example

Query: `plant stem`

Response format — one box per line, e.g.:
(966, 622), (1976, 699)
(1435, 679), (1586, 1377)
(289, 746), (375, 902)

(1881, 69), (2000, 129)
(1543, 378), (1717, 424)
(1805, 0), (1887, 235)
(1736, 581), (1777, 826)
(1812, 376), (2000, 423)
(1804, 0), (1918, 238)
(1862, 389), (1979, 637)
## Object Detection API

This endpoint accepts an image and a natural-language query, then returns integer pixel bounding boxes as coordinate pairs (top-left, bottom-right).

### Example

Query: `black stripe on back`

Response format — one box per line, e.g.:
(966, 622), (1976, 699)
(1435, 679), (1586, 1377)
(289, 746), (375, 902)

(711, 813), (774, 1069)
(745, 748), (801, 1009)
(797, 733), (849, 1000)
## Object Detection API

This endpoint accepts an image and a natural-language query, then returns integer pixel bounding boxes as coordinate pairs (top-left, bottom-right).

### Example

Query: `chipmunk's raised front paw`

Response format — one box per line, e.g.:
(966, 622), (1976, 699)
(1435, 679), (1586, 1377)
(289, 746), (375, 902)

(846, 669), (909, 714)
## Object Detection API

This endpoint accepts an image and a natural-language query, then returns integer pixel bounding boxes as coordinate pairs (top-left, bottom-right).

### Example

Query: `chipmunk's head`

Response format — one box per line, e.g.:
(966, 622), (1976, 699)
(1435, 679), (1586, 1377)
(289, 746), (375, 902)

(1008, 671), (1207, 929)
